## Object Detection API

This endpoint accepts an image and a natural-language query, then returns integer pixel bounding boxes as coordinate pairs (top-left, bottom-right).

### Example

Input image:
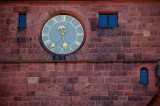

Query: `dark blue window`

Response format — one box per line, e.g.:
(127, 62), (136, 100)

(109, 14), (118, 27)
(99, 14), (118, 28)
(99, 15), (108, 27)
(140, 69), (148, 84)
(19, 14), (26, 28)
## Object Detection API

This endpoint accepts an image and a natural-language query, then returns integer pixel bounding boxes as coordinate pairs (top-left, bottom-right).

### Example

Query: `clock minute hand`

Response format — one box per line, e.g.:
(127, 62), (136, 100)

(62, 35), (68, 50)
(50, 35), (62, 49)
(55, 35), (63, 44)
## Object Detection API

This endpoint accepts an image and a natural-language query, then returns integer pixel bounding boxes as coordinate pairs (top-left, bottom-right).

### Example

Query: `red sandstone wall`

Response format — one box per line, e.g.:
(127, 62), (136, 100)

(0, 62), (157, 106)
(0, 1), (160, 106)
(0, 1), (160, 60)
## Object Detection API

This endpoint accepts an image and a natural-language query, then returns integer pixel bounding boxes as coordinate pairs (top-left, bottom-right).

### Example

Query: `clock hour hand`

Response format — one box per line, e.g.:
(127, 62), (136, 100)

(58, 26), (68, 50)
(62, 42), (68, 49)
(62, 33), (68, 49)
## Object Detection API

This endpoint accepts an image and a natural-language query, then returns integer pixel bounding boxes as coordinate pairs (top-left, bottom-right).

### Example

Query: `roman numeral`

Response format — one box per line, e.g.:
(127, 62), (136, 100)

(75, 24), (81, 29)
(75, 41), (81, 46)
(51, 47), (56, 52)
(61, 15), (66, 21)
(70, 47), (73, 52)
(46, 24), (51, 28)
(52, 18), (57, 23)
(70, 18), (74, 23)
(77, 33), (84, 36)
(60, 48), (64, 54)
(44, 39), (51, 45)
(42, 32), (49, 36)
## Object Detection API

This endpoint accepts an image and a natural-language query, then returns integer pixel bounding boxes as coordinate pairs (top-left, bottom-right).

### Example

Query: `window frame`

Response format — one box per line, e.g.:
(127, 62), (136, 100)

(19, 14), (27, 29)
(140, 68), (149, 84)
(99, 13), (118, 28)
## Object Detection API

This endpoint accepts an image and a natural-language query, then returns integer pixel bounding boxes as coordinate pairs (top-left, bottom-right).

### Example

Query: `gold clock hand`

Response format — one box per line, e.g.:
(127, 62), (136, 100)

(58, 26), (68, 49)
(51, 26), (68, 49)
(55, 35), (62, 44)
(50, 43), (55, 49)
(62, 42), (68, 49)
(62, 35), (65, 43)
(62, 34), (68, 49)
(62, 28), (68, 49)
(54, 26), (66, 45)
(50, 35), (62, 49)
(62, 32), (68, 49)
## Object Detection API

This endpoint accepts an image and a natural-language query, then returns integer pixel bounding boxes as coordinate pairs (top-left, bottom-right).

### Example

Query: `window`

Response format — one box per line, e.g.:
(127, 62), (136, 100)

(140, 68), (148, 84)
(99, 14), (118, 28)
(19, 14), (26, 28)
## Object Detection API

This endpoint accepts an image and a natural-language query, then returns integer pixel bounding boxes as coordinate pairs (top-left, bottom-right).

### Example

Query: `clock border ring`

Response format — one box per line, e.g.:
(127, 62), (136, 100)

(40, 11), (86, 56)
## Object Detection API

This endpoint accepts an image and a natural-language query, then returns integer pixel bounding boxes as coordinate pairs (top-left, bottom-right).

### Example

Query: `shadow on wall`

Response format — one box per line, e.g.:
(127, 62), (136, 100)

(147, 61), (160, 106)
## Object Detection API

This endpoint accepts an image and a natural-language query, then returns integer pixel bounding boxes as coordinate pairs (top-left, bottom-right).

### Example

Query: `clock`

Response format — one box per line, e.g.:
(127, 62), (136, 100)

(41, 15), (85, 55)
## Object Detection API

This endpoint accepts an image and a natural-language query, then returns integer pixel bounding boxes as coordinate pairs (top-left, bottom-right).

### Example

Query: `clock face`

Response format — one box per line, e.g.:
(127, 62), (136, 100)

(41, 15), (85, 55)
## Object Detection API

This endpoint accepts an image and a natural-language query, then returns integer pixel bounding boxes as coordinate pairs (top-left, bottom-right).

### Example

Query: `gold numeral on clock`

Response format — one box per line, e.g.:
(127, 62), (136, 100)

(44, 39), (51, 45)
(75, 41), (81, 46)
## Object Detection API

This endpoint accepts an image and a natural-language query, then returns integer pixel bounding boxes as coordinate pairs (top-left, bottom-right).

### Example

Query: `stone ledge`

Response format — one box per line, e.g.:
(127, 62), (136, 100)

(0, 59), (158, 63)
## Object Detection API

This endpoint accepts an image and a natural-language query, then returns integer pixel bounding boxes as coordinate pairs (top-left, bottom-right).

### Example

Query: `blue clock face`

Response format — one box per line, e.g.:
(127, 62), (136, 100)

(42, 15), (84, 55)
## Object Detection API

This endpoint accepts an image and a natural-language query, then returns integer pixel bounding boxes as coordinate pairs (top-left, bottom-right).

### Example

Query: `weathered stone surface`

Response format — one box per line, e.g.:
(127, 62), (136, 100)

(27, 77), (39, 84)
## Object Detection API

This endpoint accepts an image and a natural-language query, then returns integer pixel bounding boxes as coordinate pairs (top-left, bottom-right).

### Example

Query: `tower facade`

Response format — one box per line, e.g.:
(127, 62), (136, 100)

(0, 0), (160, 106)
